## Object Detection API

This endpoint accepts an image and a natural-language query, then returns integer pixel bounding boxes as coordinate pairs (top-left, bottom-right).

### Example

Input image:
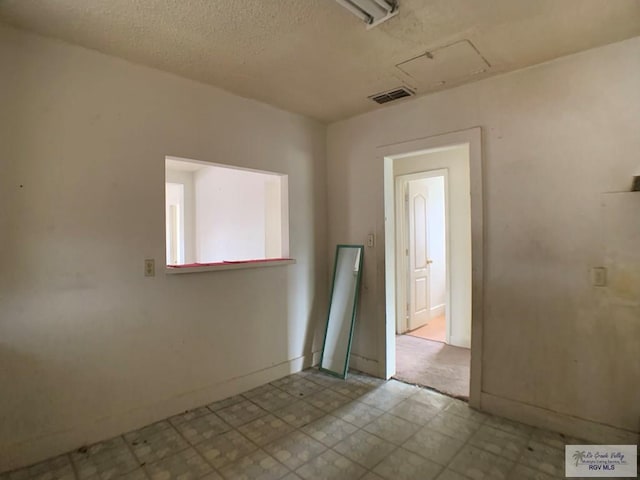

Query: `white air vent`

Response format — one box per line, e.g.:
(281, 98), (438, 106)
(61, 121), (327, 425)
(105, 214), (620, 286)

(369, 87), (414, 104)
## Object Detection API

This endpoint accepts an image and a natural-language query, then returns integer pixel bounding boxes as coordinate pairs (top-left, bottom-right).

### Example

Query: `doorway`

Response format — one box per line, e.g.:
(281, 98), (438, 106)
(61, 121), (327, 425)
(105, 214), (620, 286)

(380, 128), (483, 405)
(397, 170), (448, 344)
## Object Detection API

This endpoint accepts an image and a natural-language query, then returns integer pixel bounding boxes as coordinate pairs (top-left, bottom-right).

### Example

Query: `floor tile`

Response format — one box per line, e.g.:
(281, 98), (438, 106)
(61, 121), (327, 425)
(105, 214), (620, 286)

(71, 436), (139, 479)
(281, 474), (303, 480)
(295, 449), (366, 480)
(359, 473), (385, 480)
(433, 470), (468, 480)
(200, 472), (224, 480)
(328, 381), (372, 400)
(528, 428), (571, 451)
(298, 370), (345, 388)
(271, 377), (324, 399)
(448, 445), (515, 480)
(333, 430), (396, 469)
(78, 467), (148, 480)
(195, 430), (258, 470)
(238, 414), (295, 447)
(469, 425), (528, 461)
(173, 412), (232, 445)
(208, 395), (245, 412)
(402, 428), (465, 466)
(484, 415), (534, 438)
(518, 440), (566, 477)
(358, 389), (406, 411)
(124, 421), (189, 464)
(216, 399), (268, 427)
(219, 450), (289, 480)
(387, 398), (440, 425)
(333, 401), (385, 428)
(144, 448), (212, 480)
(4, 455), (75, 480)
(379, 381), (419, 398)
(300, 415), (358, 447)
(507, 464), (558, 480)
(304, 390), (351, 413)
(273, 401), (325, 428)
(443, 401), (489, 423)
(373, 448), (442, 480)
(410, 389), (452, 411)
(169, 407), (213, 427)
(245, 385), (297, 413)
(362, 413), (420, 445)
(270, 374), (304, 389)
(263, 431), (327, 471)
(347, 372), (385, 388)
(427, 412), (483, 442)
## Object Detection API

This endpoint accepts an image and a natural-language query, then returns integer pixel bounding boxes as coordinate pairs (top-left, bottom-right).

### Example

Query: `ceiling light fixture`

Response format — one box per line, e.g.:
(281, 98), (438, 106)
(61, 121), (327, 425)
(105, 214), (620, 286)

(335, 0), (398, 28)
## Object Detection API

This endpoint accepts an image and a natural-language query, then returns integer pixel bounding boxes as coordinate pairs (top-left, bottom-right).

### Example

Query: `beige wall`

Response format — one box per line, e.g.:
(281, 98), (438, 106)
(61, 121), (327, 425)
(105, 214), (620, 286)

(0, 25), (327, 470)
(327, 37), (640, 436)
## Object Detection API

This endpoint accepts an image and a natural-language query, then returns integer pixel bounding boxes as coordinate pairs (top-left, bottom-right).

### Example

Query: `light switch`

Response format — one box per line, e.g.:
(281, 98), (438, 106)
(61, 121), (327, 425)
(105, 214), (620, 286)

(591, 267), (606, 287)
(367, 234), (375, 248)
(144, 258), (155, 277)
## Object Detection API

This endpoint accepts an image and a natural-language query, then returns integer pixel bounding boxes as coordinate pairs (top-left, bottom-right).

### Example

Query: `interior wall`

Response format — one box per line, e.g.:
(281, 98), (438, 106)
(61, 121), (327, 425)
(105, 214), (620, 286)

(264, 176), (284, 258)
(165, 182), (185, 264)
(424, 176), (446, 315)
(327, 37), (640, 435)
(194, 165), (269, 262)
(165, 168), (196, 264)
(0, 24), (327, 470)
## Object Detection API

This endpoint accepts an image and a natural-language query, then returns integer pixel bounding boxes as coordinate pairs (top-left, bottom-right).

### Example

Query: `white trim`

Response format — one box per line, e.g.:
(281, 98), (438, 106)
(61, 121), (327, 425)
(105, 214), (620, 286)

(380, 127), (483, 408)
(430, 304), (446, 317)
(480, 392), (639, 445)
(165, 259), (296, 274)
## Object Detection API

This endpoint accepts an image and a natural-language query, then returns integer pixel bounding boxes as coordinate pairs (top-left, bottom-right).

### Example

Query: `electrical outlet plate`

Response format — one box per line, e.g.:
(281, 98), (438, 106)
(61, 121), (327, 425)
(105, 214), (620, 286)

(367, 234), (375, 247)
(591, 267), (606, 287)
(144, 258), (155, 277)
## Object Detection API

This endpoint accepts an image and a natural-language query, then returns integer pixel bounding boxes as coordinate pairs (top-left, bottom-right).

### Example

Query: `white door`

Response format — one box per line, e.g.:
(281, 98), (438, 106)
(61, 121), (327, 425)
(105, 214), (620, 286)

(407, 179), (432, 330)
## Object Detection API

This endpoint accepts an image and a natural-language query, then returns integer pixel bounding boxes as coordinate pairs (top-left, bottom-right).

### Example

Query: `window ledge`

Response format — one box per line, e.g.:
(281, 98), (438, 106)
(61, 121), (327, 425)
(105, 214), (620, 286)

(165, 258), (296, 274)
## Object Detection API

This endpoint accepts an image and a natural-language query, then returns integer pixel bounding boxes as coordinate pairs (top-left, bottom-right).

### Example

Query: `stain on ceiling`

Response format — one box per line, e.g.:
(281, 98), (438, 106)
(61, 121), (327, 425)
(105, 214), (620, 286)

(1, 0), (639, 122)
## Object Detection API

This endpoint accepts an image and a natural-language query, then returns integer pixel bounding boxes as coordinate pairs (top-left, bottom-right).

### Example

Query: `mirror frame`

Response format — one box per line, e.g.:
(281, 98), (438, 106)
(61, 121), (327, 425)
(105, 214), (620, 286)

(319, 244), (364, 378)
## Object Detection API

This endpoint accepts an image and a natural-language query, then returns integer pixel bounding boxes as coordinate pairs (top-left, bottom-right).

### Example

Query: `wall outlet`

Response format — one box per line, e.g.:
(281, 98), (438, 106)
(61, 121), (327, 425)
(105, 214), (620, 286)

(591, 267), (606, 287)
(367, 233), (375, 248)
(144, 258), (155, 277)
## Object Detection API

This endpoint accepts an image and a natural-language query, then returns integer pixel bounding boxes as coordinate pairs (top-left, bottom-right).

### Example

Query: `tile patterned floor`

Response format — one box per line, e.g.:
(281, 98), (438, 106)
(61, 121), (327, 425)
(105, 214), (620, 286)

(0, 368), (595, 480)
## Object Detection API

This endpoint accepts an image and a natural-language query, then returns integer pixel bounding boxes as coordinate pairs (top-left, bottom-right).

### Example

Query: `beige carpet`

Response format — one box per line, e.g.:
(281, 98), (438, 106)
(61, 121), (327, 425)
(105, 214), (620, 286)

(395, 335), (470, 400)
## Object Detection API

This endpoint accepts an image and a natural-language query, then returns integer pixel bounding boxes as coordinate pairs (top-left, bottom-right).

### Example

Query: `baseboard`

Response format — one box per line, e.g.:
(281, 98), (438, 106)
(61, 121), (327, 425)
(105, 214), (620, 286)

(480, 392), (639, 444)
(449, 334), (470, 349)
(430, 304), (445, 317)
(349, 353), (379, 377)
(0, 354), (316, 473)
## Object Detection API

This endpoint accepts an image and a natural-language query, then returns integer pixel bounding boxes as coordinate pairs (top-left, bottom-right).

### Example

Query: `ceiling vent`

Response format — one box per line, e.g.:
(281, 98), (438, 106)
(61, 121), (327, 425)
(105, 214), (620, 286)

(369, 86), (414, 104)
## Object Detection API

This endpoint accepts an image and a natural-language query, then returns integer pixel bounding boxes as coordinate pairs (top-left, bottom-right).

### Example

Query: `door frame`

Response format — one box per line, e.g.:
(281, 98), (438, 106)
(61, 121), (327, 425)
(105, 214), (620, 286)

(380, 127), (483, 408)
(395, 169), (450, 342)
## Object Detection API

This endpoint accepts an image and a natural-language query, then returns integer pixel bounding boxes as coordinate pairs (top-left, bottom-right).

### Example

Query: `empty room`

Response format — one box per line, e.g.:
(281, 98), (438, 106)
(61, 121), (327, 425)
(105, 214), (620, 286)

(1, 1), (639, 480)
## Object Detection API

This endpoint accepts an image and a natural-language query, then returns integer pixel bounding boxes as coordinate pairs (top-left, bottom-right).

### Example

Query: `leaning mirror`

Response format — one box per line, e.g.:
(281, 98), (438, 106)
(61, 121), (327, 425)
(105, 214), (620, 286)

(320, 245), (364, 378)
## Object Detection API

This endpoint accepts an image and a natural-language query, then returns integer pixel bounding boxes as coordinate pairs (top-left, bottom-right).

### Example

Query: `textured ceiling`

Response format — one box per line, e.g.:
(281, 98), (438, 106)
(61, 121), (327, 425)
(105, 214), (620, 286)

(1, 0), (639, 122)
